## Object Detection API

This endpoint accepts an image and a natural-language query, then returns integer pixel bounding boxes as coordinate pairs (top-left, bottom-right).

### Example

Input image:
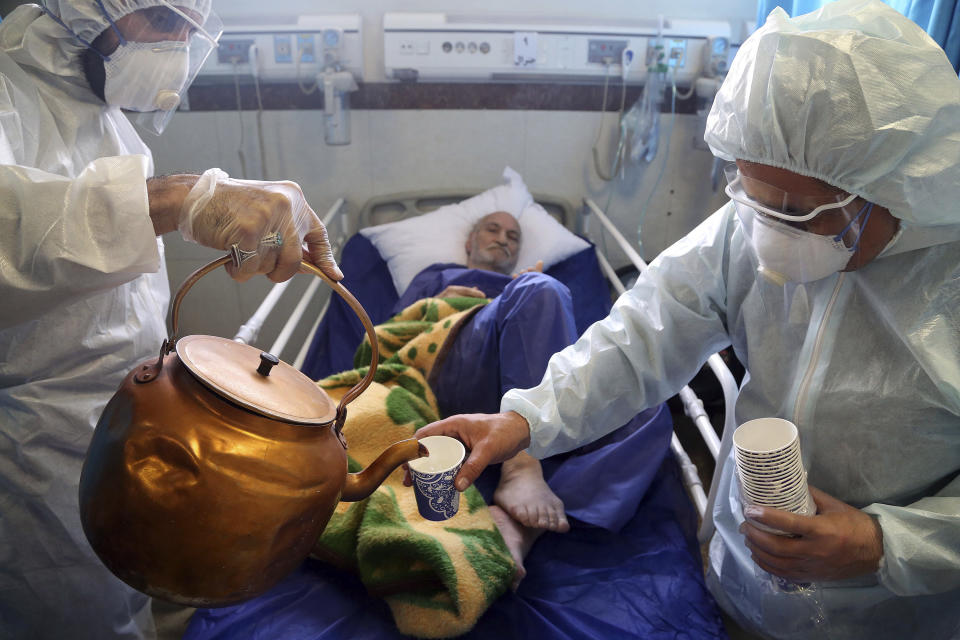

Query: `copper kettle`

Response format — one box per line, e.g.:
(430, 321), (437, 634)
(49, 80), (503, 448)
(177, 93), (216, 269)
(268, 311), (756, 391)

(79, 255), (426, 607)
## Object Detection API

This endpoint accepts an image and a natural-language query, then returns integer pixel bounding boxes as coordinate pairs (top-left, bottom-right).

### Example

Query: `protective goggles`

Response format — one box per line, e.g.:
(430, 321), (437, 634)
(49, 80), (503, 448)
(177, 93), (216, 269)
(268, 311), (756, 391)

(723, 163), (860, 226)
(724, 164), (874, 251)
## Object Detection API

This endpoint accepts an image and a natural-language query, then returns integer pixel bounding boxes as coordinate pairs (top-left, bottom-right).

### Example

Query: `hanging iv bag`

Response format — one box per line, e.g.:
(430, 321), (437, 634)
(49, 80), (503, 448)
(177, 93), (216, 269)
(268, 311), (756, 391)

(623, 70), (666, 164)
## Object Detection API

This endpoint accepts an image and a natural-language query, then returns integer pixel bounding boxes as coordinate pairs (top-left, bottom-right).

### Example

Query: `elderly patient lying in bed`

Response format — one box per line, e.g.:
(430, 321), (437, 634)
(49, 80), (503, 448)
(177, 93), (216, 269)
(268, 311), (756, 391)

(398, 210), (574, 587)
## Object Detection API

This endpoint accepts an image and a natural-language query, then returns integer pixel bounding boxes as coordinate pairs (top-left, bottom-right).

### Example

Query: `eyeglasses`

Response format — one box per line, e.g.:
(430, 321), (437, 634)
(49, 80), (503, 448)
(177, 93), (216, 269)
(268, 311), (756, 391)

(723, 165), (858, 224)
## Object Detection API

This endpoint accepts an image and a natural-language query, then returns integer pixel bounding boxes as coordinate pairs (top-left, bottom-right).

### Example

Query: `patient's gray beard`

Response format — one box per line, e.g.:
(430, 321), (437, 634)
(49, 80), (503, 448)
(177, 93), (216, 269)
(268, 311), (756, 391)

(488, 243), (511, 258)
(469, 245), (517, 274)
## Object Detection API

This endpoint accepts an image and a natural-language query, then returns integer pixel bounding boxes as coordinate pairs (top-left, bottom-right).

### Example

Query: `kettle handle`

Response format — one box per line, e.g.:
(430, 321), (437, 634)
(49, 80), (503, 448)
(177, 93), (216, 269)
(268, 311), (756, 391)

(167, 255), (379, 423)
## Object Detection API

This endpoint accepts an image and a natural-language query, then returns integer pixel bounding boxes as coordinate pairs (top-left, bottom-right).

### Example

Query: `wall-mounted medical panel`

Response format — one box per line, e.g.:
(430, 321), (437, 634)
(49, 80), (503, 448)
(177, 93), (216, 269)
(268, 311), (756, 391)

(196, 14), (363, 83)
(383, 13), (730, 86)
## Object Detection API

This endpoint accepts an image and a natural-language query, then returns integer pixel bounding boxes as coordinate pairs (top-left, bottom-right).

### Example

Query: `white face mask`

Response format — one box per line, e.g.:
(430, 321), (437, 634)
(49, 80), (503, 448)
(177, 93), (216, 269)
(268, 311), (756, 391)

(103, 41), (190, 112)
(750, 214), (853, 285)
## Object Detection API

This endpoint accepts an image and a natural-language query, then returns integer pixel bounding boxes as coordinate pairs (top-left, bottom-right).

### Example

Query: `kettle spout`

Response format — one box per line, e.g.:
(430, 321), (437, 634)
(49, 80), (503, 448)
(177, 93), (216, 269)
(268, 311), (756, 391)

(341, 437), (427, 502)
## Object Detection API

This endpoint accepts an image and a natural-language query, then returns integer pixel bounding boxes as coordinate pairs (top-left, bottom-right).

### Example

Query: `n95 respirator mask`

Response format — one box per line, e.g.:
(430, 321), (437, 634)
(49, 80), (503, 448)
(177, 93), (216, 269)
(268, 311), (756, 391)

(104, 40), (190, 112)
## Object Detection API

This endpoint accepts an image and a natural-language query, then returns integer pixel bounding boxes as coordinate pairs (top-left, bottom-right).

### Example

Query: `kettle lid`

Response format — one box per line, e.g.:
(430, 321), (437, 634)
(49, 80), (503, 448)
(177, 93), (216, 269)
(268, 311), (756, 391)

(176, 335), (336, 425)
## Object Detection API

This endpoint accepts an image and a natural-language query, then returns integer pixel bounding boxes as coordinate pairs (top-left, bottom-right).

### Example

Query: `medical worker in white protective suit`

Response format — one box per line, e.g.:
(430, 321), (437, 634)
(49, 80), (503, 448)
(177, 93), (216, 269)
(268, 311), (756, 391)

(0, 1), (342, 638)
(417, 1), (960, 638)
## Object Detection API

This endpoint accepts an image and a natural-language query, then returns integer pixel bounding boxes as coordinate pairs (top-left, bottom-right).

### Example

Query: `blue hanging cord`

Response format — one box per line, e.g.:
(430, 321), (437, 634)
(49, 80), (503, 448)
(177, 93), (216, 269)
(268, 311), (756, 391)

(834, 201), (874, 251)
(94, 0), (127, 46)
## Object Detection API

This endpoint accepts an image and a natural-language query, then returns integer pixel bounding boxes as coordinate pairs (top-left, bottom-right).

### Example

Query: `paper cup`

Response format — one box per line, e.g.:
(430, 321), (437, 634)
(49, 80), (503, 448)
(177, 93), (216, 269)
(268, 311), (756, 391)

(735, 446), (801, 464)
(408, 436), (466, 521)
(734, 418), (815, 535)
(739, 468), (806, 490)
(734, 418), (798, 454)
(736, 459), (803, 475)
(739, 480), (806, 503)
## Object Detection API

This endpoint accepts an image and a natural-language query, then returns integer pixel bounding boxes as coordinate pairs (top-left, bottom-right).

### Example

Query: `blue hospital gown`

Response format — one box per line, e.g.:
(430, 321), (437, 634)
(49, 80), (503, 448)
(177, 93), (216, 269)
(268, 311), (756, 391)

(396, 263), (579, 417)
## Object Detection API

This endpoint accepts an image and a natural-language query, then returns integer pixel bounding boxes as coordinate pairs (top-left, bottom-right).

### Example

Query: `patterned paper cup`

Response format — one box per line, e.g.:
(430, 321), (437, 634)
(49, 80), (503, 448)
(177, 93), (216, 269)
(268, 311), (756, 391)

(408, 435), (467, 521)
(734, 418), (815, 535)
(739, 475), (807, 502)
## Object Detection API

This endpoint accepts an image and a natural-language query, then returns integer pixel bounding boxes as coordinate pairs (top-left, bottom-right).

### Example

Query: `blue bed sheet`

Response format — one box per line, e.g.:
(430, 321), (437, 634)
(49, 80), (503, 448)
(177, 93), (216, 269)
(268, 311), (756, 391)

(184, 403), (727, 640)
(236, 233), (730, 639)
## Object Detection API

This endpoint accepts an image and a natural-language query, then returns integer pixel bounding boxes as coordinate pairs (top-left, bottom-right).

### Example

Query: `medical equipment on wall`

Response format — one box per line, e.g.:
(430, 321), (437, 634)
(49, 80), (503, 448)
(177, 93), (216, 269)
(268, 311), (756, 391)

(383, 12), (729, 86)
(79, 252), (426, 607)
(605, 37), (731, 175)
(291, 27), (359, 145)
(320, 68), (358, 145)
(597, 32), (730, 256)
(196, 15), (363, 147)
(198, 15), (362, 83)
(591, 48), (635, 182)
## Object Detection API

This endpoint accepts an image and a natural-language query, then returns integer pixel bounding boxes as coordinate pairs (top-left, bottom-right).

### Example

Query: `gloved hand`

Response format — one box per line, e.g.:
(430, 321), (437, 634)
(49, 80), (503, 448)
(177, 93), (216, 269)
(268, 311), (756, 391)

(178, 168), (343, 283)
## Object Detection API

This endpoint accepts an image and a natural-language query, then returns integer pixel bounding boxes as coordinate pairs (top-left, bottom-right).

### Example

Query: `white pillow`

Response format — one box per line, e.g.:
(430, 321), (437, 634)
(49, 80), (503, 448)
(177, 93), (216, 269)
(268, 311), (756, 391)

(361, 167), (590, 295)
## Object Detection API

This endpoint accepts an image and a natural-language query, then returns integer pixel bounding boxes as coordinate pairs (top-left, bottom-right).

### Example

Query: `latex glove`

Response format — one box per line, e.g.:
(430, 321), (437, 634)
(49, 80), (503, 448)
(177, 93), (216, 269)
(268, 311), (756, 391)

(436, 285), (486, 299)
(179, 168), (343, 283)
(739, 486), (885, 582)
(512, 260), (544, 278)
(411, 411), (532, 491)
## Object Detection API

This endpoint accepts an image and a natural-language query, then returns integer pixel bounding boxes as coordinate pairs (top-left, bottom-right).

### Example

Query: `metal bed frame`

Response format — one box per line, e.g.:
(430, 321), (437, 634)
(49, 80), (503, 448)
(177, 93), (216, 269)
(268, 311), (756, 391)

(231, 193), (737, 523)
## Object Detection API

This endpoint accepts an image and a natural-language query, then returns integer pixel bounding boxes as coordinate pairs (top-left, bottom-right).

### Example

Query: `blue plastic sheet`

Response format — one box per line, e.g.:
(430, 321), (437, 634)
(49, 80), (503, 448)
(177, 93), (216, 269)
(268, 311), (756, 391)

(411, 268), (578, 417)
(267, 234), (729, 639)
(184, 405), (727, 640)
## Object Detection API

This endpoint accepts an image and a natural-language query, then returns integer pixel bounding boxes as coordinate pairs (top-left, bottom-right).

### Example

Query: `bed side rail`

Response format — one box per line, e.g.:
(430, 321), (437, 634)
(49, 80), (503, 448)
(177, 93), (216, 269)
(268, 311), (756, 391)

(583, 197), (739, 520)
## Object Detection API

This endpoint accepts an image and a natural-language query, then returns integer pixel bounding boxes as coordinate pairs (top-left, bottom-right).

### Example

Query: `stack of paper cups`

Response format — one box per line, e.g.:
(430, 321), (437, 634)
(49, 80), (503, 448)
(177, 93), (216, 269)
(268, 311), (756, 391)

(733, 418), (815, 535)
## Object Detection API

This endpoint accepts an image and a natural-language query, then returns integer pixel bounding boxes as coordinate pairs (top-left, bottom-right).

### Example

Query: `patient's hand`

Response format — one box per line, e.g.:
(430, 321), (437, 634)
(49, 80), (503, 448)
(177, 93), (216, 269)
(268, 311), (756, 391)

(512, 260), (544, 278)
(437, 285), (486, 299)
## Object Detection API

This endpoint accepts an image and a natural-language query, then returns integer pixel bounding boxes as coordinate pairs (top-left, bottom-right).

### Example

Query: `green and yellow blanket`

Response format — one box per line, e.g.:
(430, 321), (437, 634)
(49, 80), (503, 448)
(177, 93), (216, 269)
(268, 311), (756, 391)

(312, 296), (515, 639)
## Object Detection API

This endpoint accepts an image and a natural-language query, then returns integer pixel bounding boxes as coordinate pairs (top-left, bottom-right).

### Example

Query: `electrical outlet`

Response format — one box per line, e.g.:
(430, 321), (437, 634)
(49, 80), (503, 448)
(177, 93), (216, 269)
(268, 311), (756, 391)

(274, 35), (292, 63)
(297, 34), (315, 63)
(666, 38), (687, 68)
(217, 38), (254, 64)
(587, 39), (628, 64)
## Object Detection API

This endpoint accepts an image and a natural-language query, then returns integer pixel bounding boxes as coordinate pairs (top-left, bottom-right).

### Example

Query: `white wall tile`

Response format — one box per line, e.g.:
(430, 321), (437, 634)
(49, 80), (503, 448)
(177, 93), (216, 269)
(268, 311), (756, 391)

(365, 110), (527, 195)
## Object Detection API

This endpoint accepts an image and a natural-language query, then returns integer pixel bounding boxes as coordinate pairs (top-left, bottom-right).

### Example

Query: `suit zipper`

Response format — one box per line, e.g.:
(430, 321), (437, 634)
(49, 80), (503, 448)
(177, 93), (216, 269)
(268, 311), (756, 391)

(792, 273), (845, 427)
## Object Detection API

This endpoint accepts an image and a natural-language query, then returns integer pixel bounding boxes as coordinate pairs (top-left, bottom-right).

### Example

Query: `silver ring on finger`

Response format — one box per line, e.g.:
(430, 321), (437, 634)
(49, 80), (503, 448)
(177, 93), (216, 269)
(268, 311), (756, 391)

(229, 243), (258, 268)
(260, 232), (283, 248)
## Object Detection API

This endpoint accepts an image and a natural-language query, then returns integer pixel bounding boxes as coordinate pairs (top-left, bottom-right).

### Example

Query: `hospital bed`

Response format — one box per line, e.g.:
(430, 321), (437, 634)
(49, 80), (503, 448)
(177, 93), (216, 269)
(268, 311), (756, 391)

(183, 190), (735, 640)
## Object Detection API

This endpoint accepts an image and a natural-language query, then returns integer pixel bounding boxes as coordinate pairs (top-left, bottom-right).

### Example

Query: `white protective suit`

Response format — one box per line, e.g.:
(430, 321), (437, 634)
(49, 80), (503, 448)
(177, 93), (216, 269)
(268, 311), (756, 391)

(0, 1), (206, 638)
(503, 2), (960, 639)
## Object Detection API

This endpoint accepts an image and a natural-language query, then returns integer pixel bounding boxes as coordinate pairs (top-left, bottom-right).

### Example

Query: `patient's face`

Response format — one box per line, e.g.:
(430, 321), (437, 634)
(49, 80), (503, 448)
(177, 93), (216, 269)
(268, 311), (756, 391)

(465, 211), (521, 274)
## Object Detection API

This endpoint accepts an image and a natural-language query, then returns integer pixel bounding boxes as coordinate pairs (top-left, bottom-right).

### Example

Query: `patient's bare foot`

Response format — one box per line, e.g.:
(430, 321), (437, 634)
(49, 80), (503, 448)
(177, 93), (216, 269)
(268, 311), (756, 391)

(489, 505), (542, 591)
(494, 452), (570, 532)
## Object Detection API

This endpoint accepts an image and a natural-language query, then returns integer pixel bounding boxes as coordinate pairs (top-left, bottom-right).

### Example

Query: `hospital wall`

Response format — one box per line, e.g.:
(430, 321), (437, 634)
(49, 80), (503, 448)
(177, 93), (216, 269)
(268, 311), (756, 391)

(151, 0), (751, 363)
